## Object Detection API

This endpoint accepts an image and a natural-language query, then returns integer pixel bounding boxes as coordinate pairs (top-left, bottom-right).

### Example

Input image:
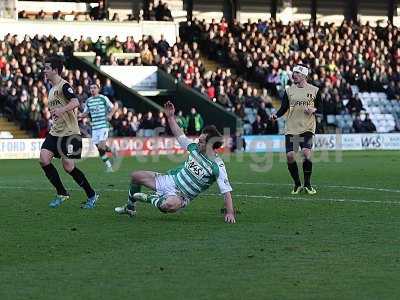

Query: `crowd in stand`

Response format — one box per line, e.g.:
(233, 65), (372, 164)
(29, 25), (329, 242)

(2, 16), (399, 137)
(17, 0), (173, 22)
(181, 18), (399, 131)
(0, 33), (204, 138)
(76, 34), (279, 134)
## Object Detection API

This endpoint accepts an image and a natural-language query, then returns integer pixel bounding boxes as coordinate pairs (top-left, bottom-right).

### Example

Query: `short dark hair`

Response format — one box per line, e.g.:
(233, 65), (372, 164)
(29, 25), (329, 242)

(45, 55), (64, 74)
(202, 125), (223, 149)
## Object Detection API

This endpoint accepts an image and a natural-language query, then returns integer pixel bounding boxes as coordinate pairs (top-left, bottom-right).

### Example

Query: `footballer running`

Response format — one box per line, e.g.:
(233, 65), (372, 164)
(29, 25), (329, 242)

(79, 83), (116, 172)
(39, 56), (98, 208)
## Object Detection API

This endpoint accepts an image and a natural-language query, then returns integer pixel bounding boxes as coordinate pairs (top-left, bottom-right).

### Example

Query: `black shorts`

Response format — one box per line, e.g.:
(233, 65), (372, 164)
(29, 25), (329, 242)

(41, 134), (82, 159)
(285, 131), (314, 153)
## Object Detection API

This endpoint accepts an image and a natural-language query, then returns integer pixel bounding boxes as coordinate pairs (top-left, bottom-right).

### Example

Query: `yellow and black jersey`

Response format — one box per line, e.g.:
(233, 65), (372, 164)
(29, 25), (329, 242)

(276, 83), (321, 135)
(48, 79), (80, 137)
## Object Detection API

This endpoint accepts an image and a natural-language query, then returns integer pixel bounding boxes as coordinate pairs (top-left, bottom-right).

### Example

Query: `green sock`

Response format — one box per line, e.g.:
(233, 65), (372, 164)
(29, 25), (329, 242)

(101, 154), (110, 163)
(128, 182), (141, 202)
(135, 193), (165, 209)
(99, 149), (110, 163)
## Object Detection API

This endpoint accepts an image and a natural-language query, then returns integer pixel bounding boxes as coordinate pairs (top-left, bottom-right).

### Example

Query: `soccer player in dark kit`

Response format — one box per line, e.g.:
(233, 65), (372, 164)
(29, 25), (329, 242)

(272, 65), (321, 195)
(39, 56), (98, 208)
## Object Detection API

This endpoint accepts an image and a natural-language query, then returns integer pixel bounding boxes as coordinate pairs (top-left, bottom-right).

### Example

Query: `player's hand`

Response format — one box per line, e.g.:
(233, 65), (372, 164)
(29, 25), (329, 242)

(224, 212), (236, 224)
(304, 107), (316, 115)
(164, 101), (175, 118)
(271, 114), (278, 121)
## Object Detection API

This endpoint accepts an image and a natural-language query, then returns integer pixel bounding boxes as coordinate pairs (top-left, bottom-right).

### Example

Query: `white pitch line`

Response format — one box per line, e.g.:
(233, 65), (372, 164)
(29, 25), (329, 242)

(0, 186), (399, 205)
(232, 182), (400, 193)
(2, 179), (400, 194)
(203, 193), (400, 205)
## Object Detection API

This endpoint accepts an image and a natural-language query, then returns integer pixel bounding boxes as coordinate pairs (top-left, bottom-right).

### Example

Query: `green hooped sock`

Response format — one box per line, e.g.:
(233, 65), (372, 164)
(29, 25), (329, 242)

(128, 183), (141, 202)
(147, 194), (166, 209)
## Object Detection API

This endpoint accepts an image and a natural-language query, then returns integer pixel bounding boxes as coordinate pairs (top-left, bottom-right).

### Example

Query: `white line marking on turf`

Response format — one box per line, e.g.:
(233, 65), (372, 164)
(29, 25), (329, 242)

(203, 194), (400, 205)
(2, 179), (400, 193)
(0, 186), (399, 205)
(232, 182), (400, 193)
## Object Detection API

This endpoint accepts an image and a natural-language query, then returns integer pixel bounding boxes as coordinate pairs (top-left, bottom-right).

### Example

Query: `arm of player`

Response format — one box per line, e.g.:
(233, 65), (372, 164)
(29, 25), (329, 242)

(105, 96), (116, 120)
(272, 91), (289, 119)
(216, 160), (236, 224)
(164, 101), (185, 137)
(78, 102), (89, 119)
(223, 192), (236, 224)
(53, 83), (80, 118)
(315, 90), (322, 114)
(164, 101), (192, 149)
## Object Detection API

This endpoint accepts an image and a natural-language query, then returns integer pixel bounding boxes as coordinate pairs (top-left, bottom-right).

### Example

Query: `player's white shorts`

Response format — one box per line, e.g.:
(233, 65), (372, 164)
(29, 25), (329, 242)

(91, 128), (109, 145)
(155, 174), (190, 208)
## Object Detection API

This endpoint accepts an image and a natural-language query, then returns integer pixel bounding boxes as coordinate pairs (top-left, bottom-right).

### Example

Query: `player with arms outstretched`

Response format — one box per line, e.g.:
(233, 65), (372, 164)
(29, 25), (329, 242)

(39, 56), (98, 208)
(79, 83), (116, 172)
(272, 65), (321, 195)
(115, 101), (236, 223)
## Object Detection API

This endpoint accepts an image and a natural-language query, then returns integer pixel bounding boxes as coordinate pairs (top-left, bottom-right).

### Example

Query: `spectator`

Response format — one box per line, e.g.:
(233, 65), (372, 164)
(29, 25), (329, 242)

(111, 13), (120, 22)
(140, 111), (156, 130)
(101, 78), (115, 100)
(4, 87), (18, 120)
(155, 1), (173, 22)
(257, 101), (270, 123)
(106, 41), (123, 57)
(52, 10), (63, 20)
(230, 130), (246, 152)
(110, 111), (122, 135)
(129, 115), (140, 136)
(353, 114), (365, 133)
(386, 81), (397, 100)
(157, 34), (170, 57)
(17, 90), (30, 130)
(362, 113), (377, 133)
(187, 107), (204, 136)
(90, 1), (108, 20)
(206, 81), (216, 101)
(176, 110), (188, 133)
(38, 109), (51, 138)
(234, 102), (245, 119)
(252, 114), (266, 135)
(217, 86), (232, 107)
(140, 43), (154, 65)
(145, 2), (156, 21)
(346, 95), (364, 114)
(36, 10), (46, 20)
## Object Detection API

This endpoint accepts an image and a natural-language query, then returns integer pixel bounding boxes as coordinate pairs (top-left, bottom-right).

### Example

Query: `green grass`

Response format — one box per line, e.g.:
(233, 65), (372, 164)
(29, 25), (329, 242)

(1, 151), (400, 300)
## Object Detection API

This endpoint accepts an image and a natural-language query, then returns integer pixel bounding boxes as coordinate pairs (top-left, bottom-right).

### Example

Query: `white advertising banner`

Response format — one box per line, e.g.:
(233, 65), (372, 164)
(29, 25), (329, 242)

(1, 134), (400, 159)
(0, 138), (99, 160)
(100, 66), (158, 90)
(243, 133), (400, 152)
(359, 133), (400, 150)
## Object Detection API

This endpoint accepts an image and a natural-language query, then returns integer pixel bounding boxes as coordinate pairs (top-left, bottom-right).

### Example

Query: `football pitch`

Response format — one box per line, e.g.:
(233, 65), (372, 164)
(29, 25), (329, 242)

(1, 151), (399, 299)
